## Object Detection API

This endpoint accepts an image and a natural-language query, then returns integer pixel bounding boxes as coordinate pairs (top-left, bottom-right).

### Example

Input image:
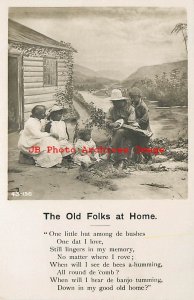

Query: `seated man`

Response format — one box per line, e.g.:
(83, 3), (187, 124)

(128, 87), (152, 162)
(106, 89), (136, 166)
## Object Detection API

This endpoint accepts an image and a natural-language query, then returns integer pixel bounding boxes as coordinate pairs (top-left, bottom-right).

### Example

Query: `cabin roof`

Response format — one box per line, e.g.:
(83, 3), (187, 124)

(8, 19), (76, 52)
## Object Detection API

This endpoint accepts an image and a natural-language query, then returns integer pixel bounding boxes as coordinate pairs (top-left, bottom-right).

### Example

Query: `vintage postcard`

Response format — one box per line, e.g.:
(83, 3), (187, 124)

(1, 0), (194, 300)
(7, 5), (188, 200)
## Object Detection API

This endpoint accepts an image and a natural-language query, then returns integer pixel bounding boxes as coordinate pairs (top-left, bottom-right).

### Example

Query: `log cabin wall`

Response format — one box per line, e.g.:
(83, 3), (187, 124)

(23, 56), (69, 120)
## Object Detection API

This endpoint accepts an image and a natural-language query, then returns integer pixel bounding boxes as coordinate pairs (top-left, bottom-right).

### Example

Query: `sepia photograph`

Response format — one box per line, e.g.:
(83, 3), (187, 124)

(8, 7), (188, 200)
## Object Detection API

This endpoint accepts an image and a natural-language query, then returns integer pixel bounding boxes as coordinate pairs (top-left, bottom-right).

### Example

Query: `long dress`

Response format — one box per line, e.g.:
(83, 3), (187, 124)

(18, 117), (62, 168)
(49, 120), (73, 157)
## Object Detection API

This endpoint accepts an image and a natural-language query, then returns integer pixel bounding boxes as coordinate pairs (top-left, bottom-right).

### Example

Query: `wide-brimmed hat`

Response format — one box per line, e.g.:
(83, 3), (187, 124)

(47, 103), (68, 116)
(110, 89), (128, 101)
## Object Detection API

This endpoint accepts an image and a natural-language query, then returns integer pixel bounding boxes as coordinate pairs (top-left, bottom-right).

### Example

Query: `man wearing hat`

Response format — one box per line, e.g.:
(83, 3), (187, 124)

(106, 89), (136, 165)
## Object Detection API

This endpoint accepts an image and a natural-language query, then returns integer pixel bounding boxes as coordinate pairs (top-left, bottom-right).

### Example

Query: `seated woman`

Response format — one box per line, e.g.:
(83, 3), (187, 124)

(73, 128), (100, 167)
(45, 104), (73, 159)
(18, 105), (62, 168)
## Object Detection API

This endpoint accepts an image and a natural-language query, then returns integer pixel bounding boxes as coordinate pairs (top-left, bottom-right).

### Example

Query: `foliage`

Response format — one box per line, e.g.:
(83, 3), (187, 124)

(73, 91), (110, 134)
(149, 137), (188, 149)
(169, 150), (188, 162)
(155, 69), (187, 106)
(9, 42), (75, 58)
(85, 106), (107, 130)
(130, 68), (187, 107)
(77, 160), (128, 190)
(148, 137), (188, 162)
(54, 88), (71, 106)
(54, 89), (79, 121)
(171, 23), (187, 52)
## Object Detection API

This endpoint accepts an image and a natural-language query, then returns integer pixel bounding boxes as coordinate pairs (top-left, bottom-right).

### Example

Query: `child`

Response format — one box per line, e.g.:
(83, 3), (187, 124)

(73, 128), (100, 167)
(45, 104), (73, 158)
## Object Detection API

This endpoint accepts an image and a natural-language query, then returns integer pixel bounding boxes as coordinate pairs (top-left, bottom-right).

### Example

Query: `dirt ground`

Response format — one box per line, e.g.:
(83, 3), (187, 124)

(8, 132), (187, 200)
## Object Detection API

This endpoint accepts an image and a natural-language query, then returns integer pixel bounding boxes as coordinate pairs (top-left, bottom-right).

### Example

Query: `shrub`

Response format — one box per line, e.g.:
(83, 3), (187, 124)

(129, 69), (187, 107)
(54, 88), (79, 120)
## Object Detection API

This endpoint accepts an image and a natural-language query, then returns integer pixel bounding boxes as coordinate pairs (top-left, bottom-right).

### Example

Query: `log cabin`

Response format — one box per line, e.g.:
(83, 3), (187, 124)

(8, 19), (77, 132)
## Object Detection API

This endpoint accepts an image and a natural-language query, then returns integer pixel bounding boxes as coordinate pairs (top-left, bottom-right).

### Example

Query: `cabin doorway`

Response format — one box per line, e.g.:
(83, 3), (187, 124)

(8, 54), (23, 132)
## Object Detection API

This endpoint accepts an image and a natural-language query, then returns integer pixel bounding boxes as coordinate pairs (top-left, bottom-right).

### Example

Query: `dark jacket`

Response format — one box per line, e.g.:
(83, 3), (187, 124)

(134, 99), (151, 131)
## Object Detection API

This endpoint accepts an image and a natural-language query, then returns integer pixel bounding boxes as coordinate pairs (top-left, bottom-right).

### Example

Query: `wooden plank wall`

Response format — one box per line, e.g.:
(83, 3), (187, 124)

(23, 56), (69, 121)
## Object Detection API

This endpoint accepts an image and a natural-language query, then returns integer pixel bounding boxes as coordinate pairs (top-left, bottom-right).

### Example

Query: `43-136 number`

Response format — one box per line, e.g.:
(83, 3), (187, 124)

(11, 192), (32, 197)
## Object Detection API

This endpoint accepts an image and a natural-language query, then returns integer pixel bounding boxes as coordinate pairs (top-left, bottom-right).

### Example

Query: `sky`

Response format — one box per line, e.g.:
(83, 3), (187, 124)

(9, 7), (187, 80)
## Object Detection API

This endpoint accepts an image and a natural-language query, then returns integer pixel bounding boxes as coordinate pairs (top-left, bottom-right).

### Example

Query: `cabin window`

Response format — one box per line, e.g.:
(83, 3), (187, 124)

(43, 58), (57, 86)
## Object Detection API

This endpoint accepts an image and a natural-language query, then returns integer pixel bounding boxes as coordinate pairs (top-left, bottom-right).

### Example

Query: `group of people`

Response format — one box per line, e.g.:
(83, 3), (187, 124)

(106, 87), (152, 166)
(18, 87), (152, 169)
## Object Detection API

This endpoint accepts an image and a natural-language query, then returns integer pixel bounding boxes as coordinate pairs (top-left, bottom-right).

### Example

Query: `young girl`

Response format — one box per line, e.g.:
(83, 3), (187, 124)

(73, 128), (100, 167)
(45, 104), (73, 158)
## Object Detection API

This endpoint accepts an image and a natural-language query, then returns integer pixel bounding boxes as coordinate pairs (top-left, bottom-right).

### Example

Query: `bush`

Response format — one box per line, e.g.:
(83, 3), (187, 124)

(54, 89), (79, 121)
(129, 69), (187, 107)
(73, 91), (111, 134)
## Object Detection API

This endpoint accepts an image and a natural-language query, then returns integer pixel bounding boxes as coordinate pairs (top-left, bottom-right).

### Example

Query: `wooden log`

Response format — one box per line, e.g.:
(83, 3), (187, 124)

(24, 82), (64, 89)
(24, 77), (42, 84)
(23, 56), (43, 61)
(24, 77), (43, 83)
(23, 60), (43, 67)
(58, 66), (67, 71)
(58, 71), (68, 76)
(25, 93), (55, 104)
(58, 75), (67, 81)
(24, 86), (59, 96)
(24, 71), (44, 77)
(24, 82), (43, 89)
(23, 66), (43, 72)
(57, 62), (66, 66)
(58, 59), (68, 63)
(58, 81), (65, 86)
(24, 100), (56, 113)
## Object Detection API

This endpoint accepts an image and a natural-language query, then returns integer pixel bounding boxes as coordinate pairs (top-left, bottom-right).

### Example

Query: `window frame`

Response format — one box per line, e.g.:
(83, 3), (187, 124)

(43, 57), (58, 87)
